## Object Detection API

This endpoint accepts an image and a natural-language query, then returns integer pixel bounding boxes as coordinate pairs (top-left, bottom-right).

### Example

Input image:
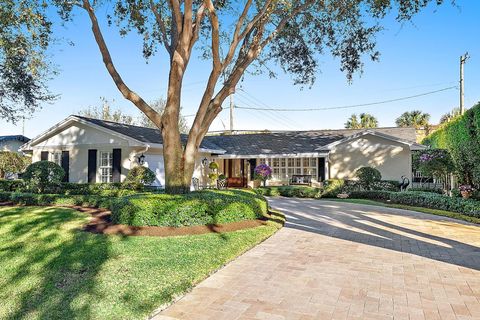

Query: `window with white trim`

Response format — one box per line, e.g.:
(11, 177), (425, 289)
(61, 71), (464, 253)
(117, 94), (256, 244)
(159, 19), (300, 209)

(99, 151), (113, 183)
(259, 157), (320, 181)
(51, 152), (62, 166)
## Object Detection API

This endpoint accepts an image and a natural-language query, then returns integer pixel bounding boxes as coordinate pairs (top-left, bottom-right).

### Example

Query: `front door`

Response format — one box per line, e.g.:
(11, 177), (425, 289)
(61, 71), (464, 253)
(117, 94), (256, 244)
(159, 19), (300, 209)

(226, 159), (246, 187)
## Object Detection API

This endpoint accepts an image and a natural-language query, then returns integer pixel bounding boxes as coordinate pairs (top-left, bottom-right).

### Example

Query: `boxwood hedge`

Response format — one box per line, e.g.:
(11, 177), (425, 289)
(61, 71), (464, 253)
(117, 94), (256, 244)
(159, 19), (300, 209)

(0, 191), (113, 208)
(110, 189), (268, 227)
(348, 190), (480, 217)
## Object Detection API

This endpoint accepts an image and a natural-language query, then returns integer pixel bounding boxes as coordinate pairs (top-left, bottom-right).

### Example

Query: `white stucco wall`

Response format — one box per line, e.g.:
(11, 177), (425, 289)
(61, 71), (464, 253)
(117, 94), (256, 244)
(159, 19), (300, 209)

(328, 134), (412, 181)
(31, 122), (138, 183)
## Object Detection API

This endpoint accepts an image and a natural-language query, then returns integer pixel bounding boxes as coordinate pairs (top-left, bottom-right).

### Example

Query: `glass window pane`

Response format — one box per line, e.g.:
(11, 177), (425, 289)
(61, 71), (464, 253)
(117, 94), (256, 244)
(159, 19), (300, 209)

(281, 158), (286, 167)
(303, 158), (309, 167)
(273, 158), (279, 167)
(295, 168), (301, 174)
(288, 158), (294, 167)
(295, 158), (301, 167)
(310, 158), (317, 167)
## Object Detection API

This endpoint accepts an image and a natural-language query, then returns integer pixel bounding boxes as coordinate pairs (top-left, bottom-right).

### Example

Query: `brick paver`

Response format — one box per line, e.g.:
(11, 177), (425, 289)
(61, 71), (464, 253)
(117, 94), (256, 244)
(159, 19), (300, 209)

(154, 198), (480, 320)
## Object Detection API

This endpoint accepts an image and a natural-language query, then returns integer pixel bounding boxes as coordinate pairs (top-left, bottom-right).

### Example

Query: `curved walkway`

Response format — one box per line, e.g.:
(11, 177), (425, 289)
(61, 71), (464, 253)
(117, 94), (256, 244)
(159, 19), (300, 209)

(154, 198), (480, 320)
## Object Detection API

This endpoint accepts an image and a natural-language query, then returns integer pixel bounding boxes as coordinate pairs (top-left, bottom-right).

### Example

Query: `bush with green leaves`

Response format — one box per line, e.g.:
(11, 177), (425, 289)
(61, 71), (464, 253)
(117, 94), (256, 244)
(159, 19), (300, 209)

(124, 166), (156, 189)
(254, 186), (322, 198)
(23, 161), (65, 193)
(0, 179), (26, 192)
(321, 179), (345, 197)
(110, 189), (268, 227)
(423, 102), (480, 187)
(354, 167), (381, 190)
(347, 190), (480, 217)
(61, 182), (138, 196)
(0, 191), (113, 207)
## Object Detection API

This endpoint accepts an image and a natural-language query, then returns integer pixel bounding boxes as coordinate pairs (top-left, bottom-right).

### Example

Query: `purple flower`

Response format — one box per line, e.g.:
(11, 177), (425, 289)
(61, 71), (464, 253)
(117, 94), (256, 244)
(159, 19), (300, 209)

(254, 164), (272, 179)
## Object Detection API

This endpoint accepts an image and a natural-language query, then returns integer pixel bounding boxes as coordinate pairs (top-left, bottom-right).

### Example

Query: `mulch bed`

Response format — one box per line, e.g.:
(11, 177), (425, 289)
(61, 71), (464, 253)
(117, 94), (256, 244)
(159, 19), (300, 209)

(0, 203), (272, 237)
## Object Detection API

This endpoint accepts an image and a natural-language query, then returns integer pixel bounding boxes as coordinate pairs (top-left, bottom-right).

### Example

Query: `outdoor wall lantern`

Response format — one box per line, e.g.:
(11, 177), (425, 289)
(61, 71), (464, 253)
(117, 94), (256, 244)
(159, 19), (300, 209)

(201, 157), (209, 167)
(137, 154), (146, 165)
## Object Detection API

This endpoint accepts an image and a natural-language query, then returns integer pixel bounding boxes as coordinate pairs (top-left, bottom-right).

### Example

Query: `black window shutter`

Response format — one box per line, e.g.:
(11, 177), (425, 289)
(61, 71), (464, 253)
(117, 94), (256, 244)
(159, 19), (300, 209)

(318, 157), (326, 182)
(40, 151), (48, 161)
(112, 148), (122, 183)
(88, 149), (97, 183)
(61, 151), (69, 182)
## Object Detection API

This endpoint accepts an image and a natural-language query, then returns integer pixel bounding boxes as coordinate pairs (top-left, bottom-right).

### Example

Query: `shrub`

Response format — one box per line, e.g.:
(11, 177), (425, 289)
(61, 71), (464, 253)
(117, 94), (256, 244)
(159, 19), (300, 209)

(61, 182), (138, 196)
(409, 187), (444, 194)
(23, 161), (65, 193)
(0, 179), (25, 192)
(321, 179), (345, 198)
(423, 102), (480, 187)
(0, 192), (113, 208)
(254, 186), (321, 198)
(355, 167), (381, 190)
(110, 189), (268, 227)
(347, 190), (480, 217)
(124, 166), (156, 189)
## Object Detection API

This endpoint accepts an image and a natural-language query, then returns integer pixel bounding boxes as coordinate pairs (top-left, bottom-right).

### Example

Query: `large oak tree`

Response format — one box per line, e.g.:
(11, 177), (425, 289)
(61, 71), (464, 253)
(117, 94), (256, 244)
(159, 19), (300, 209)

(3, 0), (447, 193)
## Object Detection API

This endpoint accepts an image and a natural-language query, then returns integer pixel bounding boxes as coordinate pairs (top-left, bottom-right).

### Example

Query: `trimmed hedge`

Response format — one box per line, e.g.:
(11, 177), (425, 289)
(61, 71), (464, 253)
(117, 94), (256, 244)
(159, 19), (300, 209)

(348, 190), (480, 217)
(0, 179), (25, 192)
(254, 186), (322, 198)
(0, 191), (113, 208)
(110, 189), (268, 227)
(423, 102), (480, 186)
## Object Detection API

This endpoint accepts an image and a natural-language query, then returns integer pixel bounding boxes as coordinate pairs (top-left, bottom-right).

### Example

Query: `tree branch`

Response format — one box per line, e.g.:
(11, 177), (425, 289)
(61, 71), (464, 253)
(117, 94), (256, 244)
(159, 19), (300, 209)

(149, 0), (172, 56)
(81, 0), (162, 127)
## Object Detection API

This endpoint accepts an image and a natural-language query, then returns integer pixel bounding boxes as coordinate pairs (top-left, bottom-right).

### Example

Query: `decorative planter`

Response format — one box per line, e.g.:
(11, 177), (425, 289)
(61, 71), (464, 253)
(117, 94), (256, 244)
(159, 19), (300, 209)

(461, 191), (472, 199)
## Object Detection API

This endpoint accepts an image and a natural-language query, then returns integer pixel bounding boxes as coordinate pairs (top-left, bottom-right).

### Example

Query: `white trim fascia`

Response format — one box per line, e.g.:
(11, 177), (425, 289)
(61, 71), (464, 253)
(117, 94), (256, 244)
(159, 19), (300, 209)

(21, 115), (147, 151)
(318, 130), (427, 151)
(214, 152), (329, 159)
(199, 148), (226, 154)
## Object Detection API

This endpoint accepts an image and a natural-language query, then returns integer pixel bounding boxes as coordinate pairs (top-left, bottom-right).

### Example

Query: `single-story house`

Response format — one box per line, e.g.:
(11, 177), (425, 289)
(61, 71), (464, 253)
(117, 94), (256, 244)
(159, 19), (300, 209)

(20, 115), (425, 187)
(1, 135), (30, 153)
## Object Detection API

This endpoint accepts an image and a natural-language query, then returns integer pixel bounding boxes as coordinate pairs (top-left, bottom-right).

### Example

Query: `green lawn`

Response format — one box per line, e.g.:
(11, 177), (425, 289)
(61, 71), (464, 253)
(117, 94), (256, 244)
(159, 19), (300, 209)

(0, 206), (283, 320)
(327, 198), (480, 224)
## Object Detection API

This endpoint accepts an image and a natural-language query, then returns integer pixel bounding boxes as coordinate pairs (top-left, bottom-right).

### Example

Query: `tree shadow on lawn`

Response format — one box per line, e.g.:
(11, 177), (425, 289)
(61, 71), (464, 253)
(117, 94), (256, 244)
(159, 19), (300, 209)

(269, 198), (480, 271)
(0, 206), (110, 319)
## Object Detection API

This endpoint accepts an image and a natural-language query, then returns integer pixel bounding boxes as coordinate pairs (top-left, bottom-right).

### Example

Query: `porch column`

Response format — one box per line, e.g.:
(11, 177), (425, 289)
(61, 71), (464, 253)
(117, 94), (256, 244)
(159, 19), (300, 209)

(324, 157), (330, 181)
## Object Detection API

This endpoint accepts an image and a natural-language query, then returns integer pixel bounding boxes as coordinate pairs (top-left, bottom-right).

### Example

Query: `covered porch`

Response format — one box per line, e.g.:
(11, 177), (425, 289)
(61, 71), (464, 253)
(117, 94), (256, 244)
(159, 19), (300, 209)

(214, 155), (330, 188)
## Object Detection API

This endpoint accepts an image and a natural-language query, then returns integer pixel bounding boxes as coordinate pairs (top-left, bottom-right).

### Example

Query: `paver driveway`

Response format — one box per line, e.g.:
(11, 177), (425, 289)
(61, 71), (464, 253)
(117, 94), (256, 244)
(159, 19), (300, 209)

(154, 198), (480, 320)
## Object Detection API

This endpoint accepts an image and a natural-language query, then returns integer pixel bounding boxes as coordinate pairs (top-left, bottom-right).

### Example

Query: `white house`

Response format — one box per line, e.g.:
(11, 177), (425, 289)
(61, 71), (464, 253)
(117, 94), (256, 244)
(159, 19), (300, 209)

(20, 115), (425, 187)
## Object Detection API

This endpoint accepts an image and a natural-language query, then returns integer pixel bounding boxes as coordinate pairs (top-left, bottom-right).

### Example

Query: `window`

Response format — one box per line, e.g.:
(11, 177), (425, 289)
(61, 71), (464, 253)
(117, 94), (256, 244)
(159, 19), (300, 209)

(51, 152), (62, 166)
(99, 151), (113, 183)
(257, 157), (322, 181)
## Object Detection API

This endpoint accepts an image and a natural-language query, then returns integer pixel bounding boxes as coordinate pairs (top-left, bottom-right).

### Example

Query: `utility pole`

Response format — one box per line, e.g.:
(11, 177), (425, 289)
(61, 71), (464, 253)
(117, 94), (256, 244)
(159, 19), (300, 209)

(460, 52), (469, 115)
(229, 93), (234, 133)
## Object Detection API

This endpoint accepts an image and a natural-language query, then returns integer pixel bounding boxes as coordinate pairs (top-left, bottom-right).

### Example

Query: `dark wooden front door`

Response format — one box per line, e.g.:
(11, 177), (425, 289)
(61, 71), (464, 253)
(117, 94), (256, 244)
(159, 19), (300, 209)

(227, 159), (247, 187)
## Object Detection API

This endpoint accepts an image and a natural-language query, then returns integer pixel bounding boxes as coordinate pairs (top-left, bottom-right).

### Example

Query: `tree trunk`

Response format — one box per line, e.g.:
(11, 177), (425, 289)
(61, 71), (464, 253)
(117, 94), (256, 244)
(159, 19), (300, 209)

(162, 51), (197, 194)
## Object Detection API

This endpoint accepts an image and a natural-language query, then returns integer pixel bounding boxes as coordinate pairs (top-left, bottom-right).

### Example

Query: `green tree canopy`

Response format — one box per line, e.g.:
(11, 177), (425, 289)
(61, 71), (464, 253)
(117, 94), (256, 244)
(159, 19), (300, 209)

(137, 98), (189, 133)
(0, 151), (30, 178)
(345, 113), (378, 129)
(395, 110), (430, 128)
(78, 97), (136, 125)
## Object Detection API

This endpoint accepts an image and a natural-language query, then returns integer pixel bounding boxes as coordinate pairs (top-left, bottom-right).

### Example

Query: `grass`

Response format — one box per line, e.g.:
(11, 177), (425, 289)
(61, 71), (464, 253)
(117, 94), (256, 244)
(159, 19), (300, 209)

(327, 198), (480, 224)
(0, 206), (283, 320)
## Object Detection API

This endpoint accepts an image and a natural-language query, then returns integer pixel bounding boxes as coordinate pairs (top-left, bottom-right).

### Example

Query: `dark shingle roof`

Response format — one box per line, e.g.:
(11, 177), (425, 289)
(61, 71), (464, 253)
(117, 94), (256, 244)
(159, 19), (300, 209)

(76, 116), (223, 151)
(0, 135), (30, 143)
(76, 115), (419, 156)
(204, 127), (418, 156)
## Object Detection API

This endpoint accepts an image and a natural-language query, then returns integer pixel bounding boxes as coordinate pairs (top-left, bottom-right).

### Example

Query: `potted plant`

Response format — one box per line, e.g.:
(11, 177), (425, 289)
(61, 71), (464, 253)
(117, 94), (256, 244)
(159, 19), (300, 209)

(208, 161), (219, 187)
(254, 164), (272, 187)
(459, 185), (474, 199)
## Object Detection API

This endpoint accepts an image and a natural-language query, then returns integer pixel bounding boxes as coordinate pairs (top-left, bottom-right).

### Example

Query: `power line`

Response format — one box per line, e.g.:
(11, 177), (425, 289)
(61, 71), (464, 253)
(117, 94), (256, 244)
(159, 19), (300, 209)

(235, 86), (457, 112)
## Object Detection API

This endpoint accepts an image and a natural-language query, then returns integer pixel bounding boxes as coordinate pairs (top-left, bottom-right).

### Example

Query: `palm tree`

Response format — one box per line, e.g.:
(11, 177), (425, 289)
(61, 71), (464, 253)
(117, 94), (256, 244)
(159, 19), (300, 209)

(345, 113), (378, 129)
(395, 110), (430, 128)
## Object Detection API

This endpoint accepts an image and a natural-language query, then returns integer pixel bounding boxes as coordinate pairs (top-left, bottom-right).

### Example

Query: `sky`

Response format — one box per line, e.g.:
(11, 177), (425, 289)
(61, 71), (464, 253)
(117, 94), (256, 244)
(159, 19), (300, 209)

(1, 0), (479, 138)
